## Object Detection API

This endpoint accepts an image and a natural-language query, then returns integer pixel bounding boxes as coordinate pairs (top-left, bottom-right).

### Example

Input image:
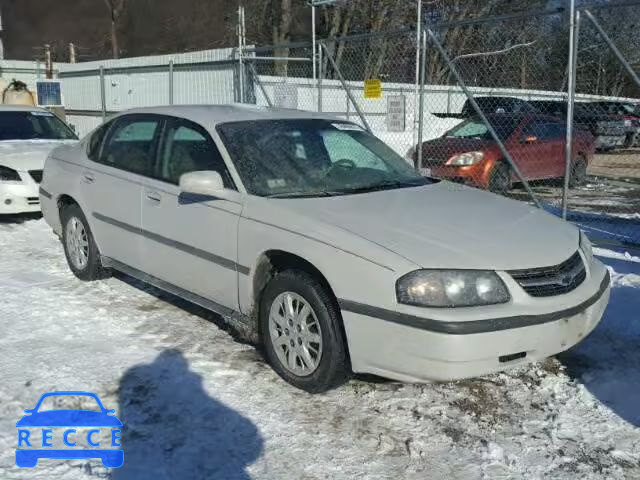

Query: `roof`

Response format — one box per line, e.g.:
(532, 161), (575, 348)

(114, 104), (343, 126)
(0, 104), (46, 113)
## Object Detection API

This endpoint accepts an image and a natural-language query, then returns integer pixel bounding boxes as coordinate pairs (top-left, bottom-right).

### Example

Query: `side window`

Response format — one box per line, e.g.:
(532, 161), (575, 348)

(158, 119), (234, 188)
(321, 130), (388, 171)
(87, 122), (111, 162)
(523, 122), (550, 141)
(99, 116), (160, 176)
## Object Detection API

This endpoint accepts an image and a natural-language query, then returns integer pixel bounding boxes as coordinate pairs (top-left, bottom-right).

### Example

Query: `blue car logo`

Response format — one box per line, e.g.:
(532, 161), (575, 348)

(16, 391), (123, 468)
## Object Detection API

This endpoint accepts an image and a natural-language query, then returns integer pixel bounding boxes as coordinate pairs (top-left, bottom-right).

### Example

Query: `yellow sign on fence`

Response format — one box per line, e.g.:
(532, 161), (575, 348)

(364, 79), (382, 99)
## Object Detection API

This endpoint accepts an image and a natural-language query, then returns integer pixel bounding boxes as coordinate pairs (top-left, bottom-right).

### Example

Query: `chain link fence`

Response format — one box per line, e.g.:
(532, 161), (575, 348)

(239, 3), (640, 248)
(3, 2), (637, 247)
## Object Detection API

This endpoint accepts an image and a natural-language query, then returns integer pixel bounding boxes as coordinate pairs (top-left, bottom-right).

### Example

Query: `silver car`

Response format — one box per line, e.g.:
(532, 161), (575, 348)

(39, 105), (611, 393)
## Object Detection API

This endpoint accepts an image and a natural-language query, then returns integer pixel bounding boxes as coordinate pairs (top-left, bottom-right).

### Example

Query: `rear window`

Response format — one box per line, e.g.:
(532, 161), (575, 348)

(0, 111), (77, 141)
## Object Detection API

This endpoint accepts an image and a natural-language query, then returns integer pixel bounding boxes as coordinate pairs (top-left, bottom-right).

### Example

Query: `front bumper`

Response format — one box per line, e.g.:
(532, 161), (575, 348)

(428, 163), (489, 189)
(0, 181), (41, 214)
(341, 267), (610, 383)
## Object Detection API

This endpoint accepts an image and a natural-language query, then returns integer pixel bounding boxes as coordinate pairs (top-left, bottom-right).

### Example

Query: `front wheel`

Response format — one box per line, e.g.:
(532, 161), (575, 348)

(259, 270), (349, 393)
(488, 162), (512, 194)
(569, 157), (587, 188)
(61, 204), (110, 281)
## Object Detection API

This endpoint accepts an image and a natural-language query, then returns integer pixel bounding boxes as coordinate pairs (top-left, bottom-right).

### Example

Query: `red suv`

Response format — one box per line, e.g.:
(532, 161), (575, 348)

(416, 114), (595, 192)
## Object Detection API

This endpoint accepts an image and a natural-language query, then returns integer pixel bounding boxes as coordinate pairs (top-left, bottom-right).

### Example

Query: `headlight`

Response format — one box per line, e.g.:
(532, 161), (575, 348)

(396, 270), (510, 307)
(446, 151), (484, 166)
(580, 230), (593, 265)
(624, 119), (632, 127)
(0, 165), (21, 182)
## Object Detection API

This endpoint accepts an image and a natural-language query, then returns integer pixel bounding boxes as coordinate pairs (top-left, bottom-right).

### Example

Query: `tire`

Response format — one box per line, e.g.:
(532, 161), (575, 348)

(259, 269), (349, 393)
(569, 157), (587, 188)
(488, 162), (512, 194)
(624, 133), (634, 149)
(60, 203), (110, 281)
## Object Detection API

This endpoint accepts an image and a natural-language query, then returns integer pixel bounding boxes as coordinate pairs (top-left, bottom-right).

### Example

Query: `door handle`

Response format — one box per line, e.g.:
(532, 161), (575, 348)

(145, 190), (162, 203)
(81, 172), (95, 184)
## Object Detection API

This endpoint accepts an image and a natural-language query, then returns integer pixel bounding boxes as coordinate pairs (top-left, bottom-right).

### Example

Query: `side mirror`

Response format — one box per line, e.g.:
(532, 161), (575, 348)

(105, 409), (116, 415)
(179, 171), (225, 197)
(522, 135), (538, 144)
(24, 409), (34, 414)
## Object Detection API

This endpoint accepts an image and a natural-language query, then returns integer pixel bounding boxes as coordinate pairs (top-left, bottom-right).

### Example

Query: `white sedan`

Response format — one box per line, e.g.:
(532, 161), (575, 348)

(39, 105), (610, 392)
(0, 105), (78, 215)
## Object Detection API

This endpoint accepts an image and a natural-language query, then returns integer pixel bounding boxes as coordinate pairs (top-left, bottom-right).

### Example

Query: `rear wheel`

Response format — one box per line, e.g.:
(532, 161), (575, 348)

(569, 157), (588, 188)
(488, 162), (512, 194)
(259, 270), (348, 393)
(61, 204), (110, 281)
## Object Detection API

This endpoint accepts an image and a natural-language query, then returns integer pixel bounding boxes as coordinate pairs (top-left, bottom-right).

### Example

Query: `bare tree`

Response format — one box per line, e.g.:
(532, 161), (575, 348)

(104, 0), (127, 58)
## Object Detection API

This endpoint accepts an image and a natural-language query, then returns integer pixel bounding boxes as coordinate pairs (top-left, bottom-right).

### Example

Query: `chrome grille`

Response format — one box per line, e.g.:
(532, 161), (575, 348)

(508, 251), (586, 297)
(29, 170), (43, 183)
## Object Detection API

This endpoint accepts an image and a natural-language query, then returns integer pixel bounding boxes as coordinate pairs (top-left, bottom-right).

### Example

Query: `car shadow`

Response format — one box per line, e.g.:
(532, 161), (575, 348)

(0, 212), (42, 224)
(558, 252), (640, 427)
(112, 271), (254, 346)
(111, 349), (263, 480)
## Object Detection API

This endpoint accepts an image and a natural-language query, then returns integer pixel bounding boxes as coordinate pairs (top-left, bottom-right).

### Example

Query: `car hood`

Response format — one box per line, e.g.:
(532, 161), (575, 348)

(420, 137), (496, 165)
(278, 183), (579, 271)
(16, 410), (122, 427)
(0, 140), (76, 171)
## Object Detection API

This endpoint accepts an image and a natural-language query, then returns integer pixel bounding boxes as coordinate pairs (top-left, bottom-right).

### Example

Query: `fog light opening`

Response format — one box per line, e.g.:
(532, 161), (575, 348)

(4, 199), (12, 205)
(499, 351), (527, 363)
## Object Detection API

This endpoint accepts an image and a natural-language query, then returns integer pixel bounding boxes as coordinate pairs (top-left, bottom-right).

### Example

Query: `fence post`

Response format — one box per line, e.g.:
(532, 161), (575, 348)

(563, 1), (579, 220)
(168, 60), (174, 105)
(99, 65), (107, 121)
(317, 42), (323, 113)
(247, 62), (274, 107)
(416, 31), (427, 170)
(426, 28), (542, 209)
(321, 42), (372, 133)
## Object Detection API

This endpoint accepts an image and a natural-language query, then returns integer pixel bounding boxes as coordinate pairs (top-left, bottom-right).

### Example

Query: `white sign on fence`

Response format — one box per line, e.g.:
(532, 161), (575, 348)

(274, 83), (298, 109)
(386, 95), (406, 132)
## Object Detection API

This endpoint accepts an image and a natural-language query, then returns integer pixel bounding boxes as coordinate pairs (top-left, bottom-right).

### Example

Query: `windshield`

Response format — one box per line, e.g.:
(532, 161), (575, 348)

(217, 119), (429, 198)
(445, 117), (519, 141)
(0, 111), (77, 141)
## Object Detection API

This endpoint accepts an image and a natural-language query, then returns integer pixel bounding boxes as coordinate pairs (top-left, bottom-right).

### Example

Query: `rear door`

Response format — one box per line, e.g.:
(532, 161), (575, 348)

(139, 116), (243, 309)
(80, 114), (162, 271)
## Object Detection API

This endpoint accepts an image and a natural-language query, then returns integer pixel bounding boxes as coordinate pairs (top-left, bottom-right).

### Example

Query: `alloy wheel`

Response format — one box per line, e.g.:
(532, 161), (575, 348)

(268, 291), (323, 376)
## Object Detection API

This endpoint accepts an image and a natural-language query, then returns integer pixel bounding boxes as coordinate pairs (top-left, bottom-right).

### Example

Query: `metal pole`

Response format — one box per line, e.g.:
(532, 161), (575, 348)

(563, 3), (579, 220)
(426, 28), (542, 209)
(416, 31), (427, 170)
(413, 0), (422, 148)
(312, 5), (317, 82)
(99, 66), (107, 121)
(248, 62), (273, 107)
(237, 6), (245, 103)
(168, 60), (174, 105)
(317, 41), (323, 112)
(322, 43), (372, 133)
(583, 9), (640, 89)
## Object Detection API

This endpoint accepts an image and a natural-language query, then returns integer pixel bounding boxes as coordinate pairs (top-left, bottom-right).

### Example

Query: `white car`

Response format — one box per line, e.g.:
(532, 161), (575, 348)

(0, 105), (78, 215)
(39, 105), (611, 392)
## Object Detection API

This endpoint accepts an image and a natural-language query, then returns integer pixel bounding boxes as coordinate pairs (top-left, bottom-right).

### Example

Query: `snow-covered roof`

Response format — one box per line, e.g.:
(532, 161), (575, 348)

(0, 104), (45, 113)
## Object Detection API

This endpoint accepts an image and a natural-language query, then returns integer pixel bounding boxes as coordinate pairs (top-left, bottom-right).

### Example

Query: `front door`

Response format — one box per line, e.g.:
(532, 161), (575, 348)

(140, 117), (242, 310)
(511, 120), (554, 180)
(80, 114), (163, 271)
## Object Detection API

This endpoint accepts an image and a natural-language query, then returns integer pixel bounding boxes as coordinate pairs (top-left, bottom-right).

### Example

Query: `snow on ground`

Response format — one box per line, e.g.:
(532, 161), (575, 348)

(0, 216), (639, 479)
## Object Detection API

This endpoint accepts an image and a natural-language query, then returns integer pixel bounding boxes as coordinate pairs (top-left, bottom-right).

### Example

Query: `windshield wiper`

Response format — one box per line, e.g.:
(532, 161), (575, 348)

(264, 190), (339, 199)
(337, 179), (428, 195)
